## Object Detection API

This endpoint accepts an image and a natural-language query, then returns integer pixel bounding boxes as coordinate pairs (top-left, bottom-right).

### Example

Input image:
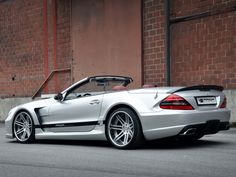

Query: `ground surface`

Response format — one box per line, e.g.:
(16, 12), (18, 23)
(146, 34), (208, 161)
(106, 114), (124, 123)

(0, 124), (235, 177)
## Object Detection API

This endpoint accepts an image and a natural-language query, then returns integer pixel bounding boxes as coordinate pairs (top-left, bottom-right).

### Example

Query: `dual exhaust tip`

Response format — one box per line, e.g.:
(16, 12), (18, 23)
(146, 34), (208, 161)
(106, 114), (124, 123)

(180, 128), (197, 136)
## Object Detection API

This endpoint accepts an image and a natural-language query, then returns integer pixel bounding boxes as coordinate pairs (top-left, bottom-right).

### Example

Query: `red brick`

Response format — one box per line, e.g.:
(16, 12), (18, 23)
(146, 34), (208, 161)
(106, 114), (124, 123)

(0, 0), (72, 97)
(143, 0), (166, 86)
(1, 0), (236, 98)
(171, 0), (236, 89)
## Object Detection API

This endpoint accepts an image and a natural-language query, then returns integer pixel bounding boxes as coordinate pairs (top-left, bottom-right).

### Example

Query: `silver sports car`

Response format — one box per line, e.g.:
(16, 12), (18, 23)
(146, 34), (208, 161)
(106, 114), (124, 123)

(5, 75), (230, 149)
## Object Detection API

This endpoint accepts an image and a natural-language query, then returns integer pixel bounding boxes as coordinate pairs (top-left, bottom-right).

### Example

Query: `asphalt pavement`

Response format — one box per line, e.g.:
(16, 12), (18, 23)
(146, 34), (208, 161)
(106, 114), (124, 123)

(0, 123), (236, 177)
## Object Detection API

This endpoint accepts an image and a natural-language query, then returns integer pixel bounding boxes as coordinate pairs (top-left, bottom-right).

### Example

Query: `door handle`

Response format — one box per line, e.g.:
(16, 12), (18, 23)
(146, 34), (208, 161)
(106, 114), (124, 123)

(89, 100), (100, 105)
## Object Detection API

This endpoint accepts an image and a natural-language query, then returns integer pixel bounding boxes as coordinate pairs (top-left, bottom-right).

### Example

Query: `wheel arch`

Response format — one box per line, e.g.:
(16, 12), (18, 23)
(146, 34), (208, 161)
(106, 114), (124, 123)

(104, 104), (144, 132)
(12, 109), (35, 138)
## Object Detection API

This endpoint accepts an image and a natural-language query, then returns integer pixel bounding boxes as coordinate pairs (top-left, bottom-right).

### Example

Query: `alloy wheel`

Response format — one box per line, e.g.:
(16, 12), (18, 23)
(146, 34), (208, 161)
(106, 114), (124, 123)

(13, 112), (33, 142)
(108, 111), (135, 147)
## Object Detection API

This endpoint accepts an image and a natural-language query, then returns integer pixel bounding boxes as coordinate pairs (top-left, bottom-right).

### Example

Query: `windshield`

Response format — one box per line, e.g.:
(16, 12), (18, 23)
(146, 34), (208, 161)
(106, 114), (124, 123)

(62, 76), (133, 100)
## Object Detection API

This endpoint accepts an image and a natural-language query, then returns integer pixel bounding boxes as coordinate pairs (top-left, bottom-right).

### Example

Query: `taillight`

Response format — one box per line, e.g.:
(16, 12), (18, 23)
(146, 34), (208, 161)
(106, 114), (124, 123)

(160, 94), (194, 110)
(220, 97), (227, 108)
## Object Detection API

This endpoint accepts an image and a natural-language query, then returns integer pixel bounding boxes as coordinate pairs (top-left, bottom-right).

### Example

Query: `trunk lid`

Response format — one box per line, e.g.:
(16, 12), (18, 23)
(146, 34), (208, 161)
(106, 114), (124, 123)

(171, 85), (225, 110)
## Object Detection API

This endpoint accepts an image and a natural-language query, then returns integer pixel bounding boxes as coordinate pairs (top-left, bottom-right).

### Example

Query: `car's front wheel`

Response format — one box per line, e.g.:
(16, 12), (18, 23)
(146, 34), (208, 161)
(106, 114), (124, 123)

(106, 108), (144, 149)
(13, 111), (35, 143)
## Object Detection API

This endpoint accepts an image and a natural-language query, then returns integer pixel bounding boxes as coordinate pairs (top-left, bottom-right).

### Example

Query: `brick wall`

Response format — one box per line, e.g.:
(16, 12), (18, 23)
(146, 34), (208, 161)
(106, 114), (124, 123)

(0, 0), (72, 98)
(143, 0), (166, 86)
(170, 0), (236, 88)
(1, 0), (236, 98)
(0, 0), (44, 97)
(143, 0), (236, 88)
(54, 0), (72, 92)
(47, 0), (72, 93)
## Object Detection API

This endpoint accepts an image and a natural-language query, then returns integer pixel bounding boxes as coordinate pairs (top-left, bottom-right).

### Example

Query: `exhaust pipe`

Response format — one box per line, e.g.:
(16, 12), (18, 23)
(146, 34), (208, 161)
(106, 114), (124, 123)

(225, 124), (230, 130)
(180, 128), (197, 135)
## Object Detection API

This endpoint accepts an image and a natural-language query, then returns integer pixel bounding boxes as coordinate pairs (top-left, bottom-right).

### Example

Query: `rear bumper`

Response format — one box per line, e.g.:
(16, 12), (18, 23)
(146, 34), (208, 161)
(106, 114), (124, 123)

(178, 120), (230, 137)
(140, 108), (230, 140)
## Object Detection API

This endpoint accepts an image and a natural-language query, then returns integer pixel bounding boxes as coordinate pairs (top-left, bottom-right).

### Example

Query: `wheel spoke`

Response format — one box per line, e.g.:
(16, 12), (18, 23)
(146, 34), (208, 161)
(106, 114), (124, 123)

(21, 131), (27, 139)
(20, 114), (26, 123)
(129, 123), (134, 129)
(123, 134), (129, 145)
(114, 131), (124, 142)
(128, 130), (133, 138)
(116, 115), (125, 125)
(125, 114), (129, 124)
(16, 128), (24, 135)
(110, 124), (123, 131)
(26, 124), (32, 129)
(26, 128), (31, 137)
(25, 119), (31, 127)
(15, 121), (24, 127)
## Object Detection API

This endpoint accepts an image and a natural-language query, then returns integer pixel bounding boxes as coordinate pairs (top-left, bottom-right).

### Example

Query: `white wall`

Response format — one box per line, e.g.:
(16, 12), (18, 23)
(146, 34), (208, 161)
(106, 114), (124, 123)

(0, 97), (32, 122)
(224, 89), (236, 123)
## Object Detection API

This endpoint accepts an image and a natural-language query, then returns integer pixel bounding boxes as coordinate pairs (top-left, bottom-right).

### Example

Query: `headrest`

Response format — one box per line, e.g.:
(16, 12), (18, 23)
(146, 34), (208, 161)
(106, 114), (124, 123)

(112, 85), (127, 91)
(142, 84), (157, 88)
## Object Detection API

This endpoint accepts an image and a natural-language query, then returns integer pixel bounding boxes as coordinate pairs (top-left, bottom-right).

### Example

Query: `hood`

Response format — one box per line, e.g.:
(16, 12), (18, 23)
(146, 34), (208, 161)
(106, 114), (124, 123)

(20, 98), (55, 108)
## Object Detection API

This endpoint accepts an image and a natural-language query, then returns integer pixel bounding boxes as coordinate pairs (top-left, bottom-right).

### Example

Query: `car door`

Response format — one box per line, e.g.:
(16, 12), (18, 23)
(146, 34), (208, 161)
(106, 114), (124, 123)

(41, 79), (104, 132)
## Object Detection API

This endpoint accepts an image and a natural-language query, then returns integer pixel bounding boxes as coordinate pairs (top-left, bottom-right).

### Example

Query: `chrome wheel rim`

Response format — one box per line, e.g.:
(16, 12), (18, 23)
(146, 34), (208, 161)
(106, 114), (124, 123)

(108, 111), (134, 147)
(13, 112), (32, 142)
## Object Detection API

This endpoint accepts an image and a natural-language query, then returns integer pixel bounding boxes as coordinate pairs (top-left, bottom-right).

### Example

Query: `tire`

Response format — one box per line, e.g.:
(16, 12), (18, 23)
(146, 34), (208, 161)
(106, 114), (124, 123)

(13, 111), (35, 143)
(105, 107), (144, 149)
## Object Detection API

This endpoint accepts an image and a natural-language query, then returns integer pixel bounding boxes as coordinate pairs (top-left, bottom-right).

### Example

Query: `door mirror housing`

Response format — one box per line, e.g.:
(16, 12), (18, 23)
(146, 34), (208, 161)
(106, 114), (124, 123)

(54, 93), (63, 101)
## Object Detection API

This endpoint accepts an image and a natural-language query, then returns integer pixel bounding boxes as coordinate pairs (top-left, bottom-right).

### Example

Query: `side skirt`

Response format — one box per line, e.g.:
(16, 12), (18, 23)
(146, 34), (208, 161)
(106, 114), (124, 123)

(35, 121), (99, 133)
(34, 124), (107, 141)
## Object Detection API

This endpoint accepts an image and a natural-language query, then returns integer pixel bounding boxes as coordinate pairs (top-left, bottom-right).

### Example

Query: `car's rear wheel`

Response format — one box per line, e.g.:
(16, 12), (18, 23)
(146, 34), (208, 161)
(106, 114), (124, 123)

(106, 108), (143, 149)
(13, 111), (35, 143)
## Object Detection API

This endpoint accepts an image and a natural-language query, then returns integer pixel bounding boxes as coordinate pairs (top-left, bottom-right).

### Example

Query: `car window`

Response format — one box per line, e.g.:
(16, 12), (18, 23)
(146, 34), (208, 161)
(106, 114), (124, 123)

(65, 80), (105, 100)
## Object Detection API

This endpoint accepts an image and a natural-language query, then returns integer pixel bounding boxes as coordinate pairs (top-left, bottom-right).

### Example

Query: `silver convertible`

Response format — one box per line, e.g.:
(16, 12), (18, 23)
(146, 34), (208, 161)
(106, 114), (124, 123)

(5, 75), (230, 149)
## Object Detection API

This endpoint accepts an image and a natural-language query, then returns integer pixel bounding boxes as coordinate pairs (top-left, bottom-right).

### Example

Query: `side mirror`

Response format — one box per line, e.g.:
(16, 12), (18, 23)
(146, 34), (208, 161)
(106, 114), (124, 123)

(54, 93), (63, 101)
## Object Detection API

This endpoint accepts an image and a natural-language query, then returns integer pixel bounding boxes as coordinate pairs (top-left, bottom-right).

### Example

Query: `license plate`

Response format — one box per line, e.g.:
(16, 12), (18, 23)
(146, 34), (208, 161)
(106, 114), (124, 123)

(196, 96), (217, 105)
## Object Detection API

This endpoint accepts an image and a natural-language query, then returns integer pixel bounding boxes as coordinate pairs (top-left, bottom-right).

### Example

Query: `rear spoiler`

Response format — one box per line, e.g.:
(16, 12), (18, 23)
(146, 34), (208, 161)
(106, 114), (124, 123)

(170, 85), (224, 93)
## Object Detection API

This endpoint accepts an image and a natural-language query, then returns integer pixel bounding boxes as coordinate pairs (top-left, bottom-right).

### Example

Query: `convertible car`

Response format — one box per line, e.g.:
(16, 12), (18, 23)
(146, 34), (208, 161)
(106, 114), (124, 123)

(5, 75), (230, 149)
